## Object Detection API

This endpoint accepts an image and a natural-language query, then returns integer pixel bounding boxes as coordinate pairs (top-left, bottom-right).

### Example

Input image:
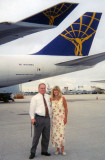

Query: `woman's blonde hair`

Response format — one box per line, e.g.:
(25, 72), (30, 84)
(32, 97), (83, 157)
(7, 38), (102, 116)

(51, 86), (62, 100)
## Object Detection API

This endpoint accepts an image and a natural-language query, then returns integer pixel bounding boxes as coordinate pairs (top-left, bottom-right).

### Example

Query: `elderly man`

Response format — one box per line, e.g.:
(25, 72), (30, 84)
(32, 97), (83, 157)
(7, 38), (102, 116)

(29, 83), (51, 159)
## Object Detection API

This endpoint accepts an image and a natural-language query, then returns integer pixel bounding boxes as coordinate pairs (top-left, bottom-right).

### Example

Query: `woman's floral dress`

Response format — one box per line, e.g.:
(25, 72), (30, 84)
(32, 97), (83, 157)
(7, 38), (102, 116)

(51, 97), (65, 148)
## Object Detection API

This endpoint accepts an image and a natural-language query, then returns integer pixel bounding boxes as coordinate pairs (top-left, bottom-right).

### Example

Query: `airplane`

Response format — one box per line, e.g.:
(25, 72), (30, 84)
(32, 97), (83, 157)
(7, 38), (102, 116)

(0, 2), (78, 45)
(0, 11), (105, 88)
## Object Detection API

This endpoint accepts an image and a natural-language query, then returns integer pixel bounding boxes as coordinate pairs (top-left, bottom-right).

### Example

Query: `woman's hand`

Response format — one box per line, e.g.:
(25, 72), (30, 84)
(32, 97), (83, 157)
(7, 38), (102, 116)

(64, 117), (67, 125)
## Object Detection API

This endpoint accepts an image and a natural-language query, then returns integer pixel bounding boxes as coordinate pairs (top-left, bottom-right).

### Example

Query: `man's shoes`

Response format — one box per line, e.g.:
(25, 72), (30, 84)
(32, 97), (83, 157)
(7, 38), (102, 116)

(29, 153), (35, 159)
(41, 152), (51, 156)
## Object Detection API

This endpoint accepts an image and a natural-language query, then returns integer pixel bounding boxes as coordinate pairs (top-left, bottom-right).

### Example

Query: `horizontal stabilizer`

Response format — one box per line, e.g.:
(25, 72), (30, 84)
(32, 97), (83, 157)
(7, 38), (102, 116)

(56, 52), (105, 67)
(0, 22), (54, 45)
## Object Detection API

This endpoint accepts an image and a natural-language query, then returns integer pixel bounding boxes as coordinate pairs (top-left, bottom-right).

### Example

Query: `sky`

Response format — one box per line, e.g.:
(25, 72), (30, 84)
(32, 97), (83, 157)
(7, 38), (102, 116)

(0, 0), (105, 92)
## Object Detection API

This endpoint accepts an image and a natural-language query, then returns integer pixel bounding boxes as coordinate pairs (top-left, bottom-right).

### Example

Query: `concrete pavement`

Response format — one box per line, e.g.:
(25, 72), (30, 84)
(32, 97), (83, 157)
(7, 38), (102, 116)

(0, 94), (105, 160)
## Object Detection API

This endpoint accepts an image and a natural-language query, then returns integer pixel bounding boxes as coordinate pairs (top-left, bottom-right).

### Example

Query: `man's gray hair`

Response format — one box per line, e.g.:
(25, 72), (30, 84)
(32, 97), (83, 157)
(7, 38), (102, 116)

(38, 83), (46, 88)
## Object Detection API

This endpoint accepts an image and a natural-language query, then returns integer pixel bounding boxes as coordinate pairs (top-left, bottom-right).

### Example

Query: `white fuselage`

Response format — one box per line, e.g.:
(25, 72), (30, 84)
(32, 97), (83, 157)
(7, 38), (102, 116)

(0, 55), (84, 87)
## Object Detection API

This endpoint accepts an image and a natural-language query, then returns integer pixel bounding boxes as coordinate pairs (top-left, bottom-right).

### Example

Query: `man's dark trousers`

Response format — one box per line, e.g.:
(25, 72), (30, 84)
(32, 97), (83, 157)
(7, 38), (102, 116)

(30, 115), (50, 154)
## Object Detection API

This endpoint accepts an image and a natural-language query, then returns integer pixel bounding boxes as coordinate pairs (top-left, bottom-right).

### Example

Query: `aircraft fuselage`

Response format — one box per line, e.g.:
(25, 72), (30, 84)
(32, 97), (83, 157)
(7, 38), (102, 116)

(0, 55), (83, 87)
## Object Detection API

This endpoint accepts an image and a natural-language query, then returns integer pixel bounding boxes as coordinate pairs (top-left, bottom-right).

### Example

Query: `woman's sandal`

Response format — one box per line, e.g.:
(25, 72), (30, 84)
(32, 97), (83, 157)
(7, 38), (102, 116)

(55, 151), (60, 155)
(61, 151), (66, 156)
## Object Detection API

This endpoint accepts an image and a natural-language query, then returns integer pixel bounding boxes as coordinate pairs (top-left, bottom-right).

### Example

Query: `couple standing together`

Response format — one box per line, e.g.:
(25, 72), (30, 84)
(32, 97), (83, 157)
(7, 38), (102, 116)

(29, 83), (68, 159)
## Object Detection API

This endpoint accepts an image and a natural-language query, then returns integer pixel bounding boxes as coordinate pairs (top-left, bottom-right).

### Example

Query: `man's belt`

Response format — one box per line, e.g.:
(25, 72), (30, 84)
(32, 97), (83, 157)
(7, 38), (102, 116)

(35, 114), (49, 118)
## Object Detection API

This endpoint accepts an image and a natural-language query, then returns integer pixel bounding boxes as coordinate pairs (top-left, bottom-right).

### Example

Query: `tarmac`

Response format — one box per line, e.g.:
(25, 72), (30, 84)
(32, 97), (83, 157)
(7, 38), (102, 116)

(0, 94), (105, 160)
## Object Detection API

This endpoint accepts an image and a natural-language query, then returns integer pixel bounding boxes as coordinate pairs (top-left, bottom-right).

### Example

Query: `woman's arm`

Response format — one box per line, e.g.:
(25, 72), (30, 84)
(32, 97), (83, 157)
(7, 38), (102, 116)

(63, 96), (68, 125)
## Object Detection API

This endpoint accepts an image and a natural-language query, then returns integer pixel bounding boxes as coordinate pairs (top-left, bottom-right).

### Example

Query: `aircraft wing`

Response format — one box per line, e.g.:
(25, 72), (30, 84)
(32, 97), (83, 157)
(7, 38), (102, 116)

(0, 2), (78, 45)
(56, 52), (105, 69)
(0, 22), (54, 45)
(91, 80), (105, 83)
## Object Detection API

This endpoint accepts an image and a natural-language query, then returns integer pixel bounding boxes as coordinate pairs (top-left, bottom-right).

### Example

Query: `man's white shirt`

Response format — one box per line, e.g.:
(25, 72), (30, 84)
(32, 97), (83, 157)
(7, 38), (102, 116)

(29, 93), (51, 119)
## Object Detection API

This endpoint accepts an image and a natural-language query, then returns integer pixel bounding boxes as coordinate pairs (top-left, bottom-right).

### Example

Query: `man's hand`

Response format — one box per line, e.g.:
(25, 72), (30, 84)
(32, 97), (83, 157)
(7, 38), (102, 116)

(31, 119), (36, 125)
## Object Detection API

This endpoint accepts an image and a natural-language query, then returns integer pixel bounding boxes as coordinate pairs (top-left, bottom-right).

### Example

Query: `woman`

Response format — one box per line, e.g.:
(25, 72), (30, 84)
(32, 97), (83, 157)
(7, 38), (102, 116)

(50, 86), (68, 155)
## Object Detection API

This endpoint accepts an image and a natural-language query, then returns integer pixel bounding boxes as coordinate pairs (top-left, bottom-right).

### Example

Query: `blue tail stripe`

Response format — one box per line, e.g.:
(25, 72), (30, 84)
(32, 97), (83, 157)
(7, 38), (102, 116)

(34, 12), (102, 56)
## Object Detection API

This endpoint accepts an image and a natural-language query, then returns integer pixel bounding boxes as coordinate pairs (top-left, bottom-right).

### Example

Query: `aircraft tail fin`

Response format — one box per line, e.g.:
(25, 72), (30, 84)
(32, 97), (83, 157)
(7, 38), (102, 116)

(34, 12), (102, 56)
(22, 2), (78, 26)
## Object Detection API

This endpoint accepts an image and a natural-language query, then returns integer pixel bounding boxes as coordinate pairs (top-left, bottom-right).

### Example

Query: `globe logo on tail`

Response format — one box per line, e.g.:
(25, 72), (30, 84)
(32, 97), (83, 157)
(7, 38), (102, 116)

(60, 12), (102, 56)
(43, 3), (76, 25)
